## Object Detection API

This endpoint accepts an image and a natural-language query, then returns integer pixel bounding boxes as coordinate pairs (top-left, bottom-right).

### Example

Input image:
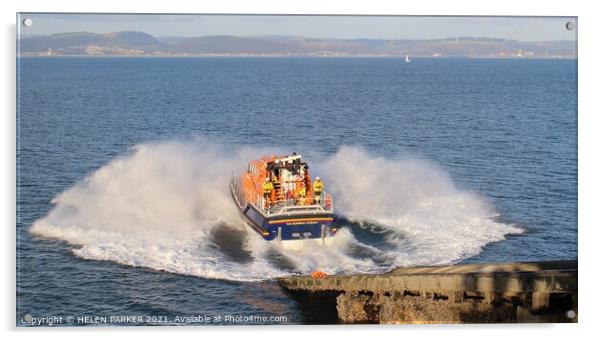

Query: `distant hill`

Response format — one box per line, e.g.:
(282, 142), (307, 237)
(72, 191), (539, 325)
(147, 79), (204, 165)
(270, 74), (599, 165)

(18, 31), (576, 58)
(19, 31), (167, 55)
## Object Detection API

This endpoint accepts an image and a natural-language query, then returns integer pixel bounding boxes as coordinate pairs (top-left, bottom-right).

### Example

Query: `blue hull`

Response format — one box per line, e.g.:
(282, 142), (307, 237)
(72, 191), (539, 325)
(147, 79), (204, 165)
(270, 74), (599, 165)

(241, 204), (337, 241)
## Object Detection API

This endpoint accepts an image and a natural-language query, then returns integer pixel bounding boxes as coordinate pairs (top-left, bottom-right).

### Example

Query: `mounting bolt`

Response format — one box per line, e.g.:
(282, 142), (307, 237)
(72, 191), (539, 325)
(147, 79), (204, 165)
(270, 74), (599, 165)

(565, 21), (575, 31)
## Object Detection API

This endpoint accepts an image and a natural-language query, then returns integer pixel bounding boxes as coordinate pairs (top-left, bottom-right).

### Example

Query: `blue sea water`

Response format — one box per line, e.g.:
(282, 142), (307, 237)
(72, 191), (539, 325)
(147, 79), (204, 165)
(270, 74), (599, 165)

(17, 57), (577, 325)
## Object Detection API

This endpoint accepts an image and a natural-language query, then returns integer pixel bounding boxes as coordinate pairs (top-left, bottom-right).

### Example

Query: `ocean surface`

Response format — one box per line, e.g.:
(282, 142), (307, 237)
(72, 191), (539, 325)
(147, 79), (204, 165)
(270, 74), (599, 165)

(17, 57), (577, 325)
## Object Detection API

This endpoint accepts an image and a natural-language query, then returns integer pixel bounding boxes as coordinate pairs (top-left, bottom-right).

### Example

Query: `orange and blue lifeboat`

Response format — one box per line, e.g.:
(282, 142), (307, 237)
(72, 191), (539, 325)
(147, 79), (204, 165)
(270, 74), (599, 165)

(230, 153), (337, 244)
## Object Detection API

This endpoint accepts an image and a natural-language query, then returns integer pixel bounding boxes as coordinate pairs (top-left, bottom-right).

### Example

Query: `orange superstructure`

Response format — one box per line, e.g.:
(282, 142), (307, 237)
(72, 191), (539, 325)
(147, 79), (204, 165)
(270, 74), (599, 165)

(240, 154), (326, 210)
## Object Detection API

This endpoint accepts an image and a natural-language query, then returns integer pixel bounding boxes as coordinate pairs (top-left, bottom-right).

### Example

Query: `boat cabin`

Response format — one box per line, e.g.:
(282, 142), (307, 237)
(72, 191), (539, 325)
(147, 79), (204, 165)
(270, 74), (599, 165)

(240, 153), (331, 214)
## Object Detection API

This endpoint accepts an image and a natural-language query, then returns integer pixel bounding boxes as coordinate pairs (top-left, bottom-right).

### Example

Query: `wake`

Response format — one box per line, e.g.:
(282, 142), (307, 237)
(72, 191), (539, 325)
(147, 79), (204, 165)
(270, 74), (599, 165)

(30, 139), (522, 281)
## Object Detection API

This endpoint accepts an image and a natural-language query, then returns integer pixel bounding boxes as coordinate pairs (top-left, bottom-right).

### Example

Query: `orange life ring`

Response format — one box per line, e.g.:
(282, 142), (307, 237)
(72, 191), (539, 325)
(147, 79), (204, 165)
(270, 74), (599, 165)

(311, 271), (327, 278)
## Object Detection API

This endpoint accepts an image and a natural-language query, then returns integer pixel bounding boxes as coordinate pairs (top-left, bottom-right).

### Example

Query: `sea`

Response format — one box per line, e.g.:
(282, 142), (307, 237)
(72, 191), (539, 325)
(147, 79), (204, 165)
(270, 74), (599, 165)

(16, 56), (577, 325)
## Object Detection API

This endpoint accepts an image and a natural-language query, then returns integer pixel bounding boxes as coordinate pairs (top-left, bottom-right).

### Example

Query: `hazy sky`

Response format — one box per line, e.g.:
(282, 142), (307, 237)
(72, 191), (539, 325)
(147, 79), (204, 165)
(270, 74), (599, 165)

(18, 14), (576, 41)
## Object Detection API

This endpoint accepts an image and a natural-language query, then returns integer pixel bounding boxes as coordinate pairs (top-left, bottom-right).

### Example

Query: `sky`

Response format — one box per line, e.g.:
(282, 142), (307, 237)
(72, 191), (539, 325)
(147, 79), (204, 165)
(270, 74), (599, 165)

(18, 14), (577, 41)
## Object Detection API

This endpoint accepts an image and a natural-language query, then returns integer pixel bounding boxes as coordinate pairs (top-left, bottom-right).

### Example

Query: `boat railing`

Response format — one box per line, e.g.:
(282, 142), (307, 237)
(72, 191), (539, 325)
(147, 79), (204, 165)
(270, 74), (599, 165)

(267, 195), (334, 216)
(230, 174), (250, 208)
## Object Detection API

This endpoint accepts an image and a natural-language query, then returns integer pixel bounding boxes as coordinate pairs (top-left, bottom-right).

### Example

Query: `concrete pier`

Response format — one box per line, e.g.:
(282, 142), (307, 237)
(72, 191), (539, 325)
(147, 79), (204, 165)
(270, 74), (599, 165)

(279, 260), (577, 323)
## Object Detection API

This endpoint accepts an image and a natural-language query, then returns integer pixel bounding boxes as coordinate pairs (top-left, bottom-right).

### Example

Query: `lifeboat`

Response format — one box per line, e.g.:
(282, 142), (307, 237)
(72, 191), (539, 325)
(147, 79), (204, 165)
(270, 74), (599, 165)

(230, 153), (337, 246)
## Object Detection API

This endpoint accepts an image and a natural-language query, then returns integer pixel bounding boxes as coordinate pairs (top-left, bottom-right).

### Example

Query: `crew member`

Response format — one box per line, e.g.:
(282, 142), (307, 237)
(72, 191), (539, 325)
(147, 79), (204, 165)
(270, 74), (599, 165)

(297, 186), (306, 206)
(273, 159), (281, 180)
(313, 177), (324, 204)
(263, 177), (274, 207)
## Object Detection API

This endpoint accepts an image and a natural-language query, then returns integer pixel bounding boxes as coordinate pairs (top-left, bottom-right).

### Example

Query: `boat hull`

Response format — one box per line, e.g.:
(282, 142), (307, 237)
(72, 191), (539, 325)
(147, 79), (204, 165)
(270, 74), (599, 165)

(244, 204), (336, 241)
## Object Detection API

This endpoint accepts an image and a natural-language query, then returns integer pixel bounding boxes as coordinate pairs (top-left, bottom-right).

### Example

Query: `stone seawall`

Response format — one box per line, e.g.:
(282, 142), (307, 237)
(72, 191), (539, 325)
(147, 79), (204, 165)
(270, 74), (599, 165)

(279, 261), (577, 323)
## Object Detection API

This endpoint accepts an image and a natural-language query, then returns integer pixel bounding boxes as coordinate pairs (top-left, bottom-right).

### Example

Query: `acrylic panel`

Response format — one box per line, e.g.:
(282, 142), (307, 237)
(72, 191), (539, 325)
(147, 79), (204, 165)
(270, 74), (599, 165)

(16, 13), (577, 326)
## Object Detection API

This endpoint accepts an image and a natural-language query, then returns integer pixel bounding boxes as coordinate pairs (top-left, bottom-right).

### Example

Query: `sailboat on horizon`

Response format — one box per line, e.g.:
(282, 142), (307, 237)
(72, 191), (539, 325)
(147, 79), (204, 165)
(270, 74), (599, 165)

(404, 54), (411, 63)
